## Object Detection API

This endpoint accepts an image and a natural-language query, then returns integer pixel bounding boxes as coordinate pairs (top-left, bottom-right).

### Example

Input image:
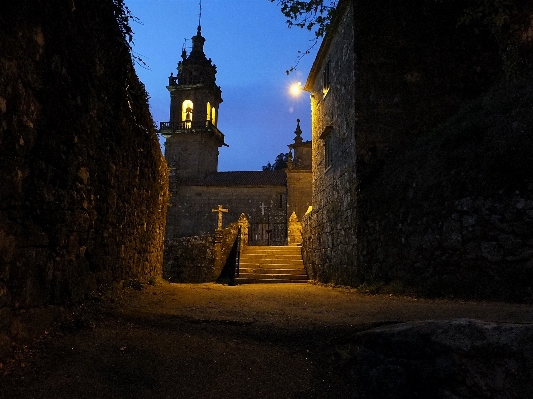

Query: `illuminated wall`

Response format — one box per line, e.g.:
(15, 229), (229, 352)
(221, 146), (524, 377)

(302, 0), (357, 285)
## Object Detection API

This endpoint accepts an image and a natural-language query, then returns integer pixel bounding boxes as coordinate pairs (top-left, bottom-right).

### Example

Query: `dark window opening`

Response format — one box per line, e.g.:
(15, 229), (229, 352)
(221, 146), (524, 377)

(320, 126), (334, 170)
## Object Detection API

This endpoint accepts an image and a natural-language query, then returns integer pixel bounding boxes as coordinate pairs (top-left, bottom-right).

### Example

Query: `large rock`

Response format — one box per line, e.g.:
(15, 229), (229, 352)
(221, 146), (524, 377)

(336, 319), (533, 398)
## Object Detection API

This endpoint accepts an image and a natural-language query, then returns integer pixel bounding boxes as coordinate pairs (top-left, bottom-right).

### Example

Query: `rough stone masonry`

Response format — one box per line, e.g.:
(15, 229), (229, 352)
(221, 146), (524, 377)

(0, 0), (168, 359)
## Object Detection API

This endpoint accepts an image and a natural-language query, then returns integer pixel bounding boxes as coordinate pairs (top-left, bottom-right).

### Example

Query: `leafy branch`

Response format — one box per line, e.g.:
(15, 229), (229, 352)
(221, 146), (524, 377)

(286, 39), (319, 74)
(269, 0), (338, 74)
(112, 0), (149, 69)
(269, 0), (338, 38)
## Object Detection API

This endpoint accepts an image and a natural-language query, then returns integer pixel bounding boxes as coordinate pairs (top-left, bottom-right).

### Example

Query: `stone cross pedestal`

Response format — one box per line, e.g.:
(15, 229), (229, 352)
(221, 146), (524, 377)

(212, 204), (228, 230)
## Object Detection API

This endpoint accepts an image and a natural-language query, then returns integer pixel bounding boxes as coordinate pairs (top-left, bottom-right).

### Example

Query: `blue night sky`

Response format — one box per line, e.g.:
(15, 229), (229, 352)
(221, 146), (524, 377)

(125, 0), (320, 171)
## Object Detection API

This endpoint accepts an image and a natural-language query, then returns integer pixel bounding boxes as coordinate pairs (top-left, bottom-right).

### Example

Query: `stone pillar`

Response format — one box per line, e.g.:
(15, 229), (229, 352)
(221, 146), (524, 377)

(213, 228), (224, 279)
(288, 211), (303, 246)
(212, 205), (228, 277)
(238, 213), (249, 249)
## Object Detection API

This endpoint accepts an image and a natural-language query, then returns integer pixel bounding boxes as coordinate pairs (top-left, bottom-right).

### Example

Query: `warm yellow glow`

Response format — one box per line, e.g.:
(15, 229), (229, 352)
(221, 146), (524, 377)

(182, 100), (193, 122)
(290, 82), (302, 97)
(211, 107), (216, 125)
(207, 102), (211, 122)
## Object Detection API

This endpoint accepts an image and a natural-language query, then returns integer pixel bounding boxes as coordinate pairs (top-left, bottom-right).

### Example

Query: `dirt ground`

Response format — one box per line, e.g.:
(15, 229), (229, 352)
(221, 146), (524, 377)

(2, 281), (533, 399)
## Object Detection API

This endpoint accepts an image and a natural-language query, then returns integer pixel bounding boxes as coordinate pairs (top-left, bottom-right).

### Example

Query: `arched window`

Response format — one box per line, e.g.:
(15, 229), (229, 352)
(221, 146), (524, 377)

(206, 102), (211, 123)
(211, 107), (216, 125)
(182, 100), (193, 127)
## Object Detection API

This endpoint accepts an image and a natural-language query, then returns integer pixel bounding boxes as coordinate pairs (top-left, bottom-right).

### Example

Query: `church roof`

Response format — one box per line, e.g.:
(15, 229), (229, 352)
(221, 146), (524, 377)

(200, 170), (286, 186)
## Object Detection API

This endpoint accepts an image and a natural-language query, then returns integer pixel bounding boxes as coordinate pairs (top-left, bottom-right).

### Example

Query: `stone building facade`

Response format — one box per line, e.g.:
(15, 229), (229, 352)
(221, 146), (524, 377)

(161, 26), (312, 259)
(303, 0), (357, 284)
(302, 0), (533, 300)
(166, 170), (288, 244)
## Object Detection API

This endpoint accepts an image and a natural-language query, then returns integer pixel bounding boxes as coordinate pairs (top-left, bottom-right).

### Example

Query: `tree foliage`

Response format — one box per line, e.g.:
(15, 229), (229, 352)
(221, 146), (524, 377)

(112, 0), (148, 69)
(271, 0), (533, 77)
(263, 153), (290, 170)
(269, 0), (338, 73)
(269, 0), (338, 38)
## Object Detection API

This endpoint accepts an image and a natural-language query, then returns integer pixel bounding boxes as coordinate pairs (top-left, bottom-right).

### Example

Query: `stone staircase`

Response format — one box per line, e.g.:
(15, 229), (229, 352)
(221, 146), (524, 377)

(235, 246), (308, 284)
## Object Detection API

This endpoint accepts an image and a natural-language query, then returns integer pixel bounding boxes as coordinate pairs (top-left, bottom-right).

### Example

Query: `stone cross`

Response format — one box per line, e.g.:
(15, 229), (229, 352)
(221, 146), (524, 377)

(260, 202), (266, 215)
(212, 205), (228, 230)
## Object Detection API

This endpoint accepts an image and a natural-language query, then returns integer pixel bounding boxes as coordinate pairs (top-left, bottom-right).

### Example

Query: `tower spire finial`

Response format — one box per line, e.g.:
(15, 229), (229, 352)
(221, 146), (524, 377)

(198, 0), (202, 33)
(294, 118), (303, 144)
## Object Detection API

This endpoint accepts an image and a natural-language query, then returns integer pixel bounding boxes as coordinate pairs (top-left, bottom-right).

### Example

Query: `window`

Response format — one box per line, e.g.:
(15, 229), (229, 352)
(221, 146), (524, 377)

(211, 107), (216, 125)
(206, 102), (211, 123)
(182, 100), (193, 127)
(322, 60), (331, 97)
(320, 126), (334, 170)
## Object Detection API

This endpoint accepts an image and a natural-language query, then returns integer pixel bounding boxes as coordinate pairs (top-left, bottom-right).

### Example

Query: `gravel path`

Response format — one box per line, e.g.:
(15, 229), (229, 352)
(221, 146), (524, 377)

(2, 282), (533, 399)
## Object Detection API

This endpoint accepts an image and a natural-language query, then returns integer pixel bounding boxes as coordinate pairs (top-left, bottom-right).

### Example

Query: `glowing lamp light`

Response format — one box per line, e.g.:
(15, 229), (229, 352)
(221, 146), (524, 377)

(289, 82), (303, 97)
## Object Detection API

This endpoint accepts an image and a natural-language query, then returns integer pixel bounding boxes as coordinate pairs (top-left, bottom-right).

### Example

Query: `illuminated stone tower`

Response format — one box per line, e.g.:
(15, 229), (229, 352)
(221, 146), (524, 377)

(160, 25), (226, 183)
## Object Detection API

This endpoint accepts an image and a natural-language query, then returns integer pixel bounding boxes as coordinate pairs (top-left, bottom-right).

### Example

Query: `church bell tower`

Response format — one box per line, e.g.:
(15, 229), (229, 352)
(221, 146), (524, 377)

(160, 25), (226, 183)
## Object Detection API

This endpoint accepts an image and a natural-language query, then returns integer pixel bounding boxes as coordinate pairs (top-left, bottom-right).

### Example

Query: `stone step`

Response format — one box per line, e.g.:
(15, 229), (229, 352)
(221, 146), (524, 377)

(240, 248), (303, 261)
(239, 265), (305, 272)
(242, 252), (302, 257)
(237, 272), (307, 279)
(238, 268), (306, 275)
(246, 245), (302, 251)
(241, 253), (302, 258)
(240, 255), (302, 261)
(240, 245), (304, 253)
(235, 276), (307, 284)
(242, 246), (302, 254)
(240, 257), (304, 267)
(242, 257), (302, 262)
(239, 260), (304, 267)
(236, 245), (307, 284)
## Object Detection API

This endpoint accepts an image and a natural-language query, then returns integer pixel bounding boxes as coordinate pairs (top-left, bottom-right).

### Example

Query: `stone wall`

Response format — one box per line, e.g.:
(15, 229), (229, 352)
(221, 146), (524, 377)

(302, 0), (533, 300)
(163, 235), (216, 282)
(286, 169), (312, 223)
(351, 1), (533, 300)
(164, 132), (220, 183)
(352, 0), (505, 171)
(356, 82), (533, 301)
(163, 221), (241, 282)
(303, 0), (358, 285)
(0, 0), (168, 358)
(166, 183), (286, 239)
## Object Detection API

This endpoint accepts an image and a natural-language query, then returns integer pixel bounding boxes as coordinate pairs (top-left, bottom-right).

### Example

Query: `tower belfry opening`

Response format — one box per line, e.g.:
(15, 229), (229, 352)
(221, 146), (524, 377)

(160, 18), (226, 183)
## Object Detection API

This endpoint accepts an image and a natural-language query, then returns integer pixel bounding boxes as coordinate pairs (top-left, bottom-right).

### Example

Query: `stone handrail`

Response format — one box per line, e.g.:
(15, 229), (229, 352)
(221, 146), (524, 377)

(159, 120), (225, 143)
(160, 120), (211, 130)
